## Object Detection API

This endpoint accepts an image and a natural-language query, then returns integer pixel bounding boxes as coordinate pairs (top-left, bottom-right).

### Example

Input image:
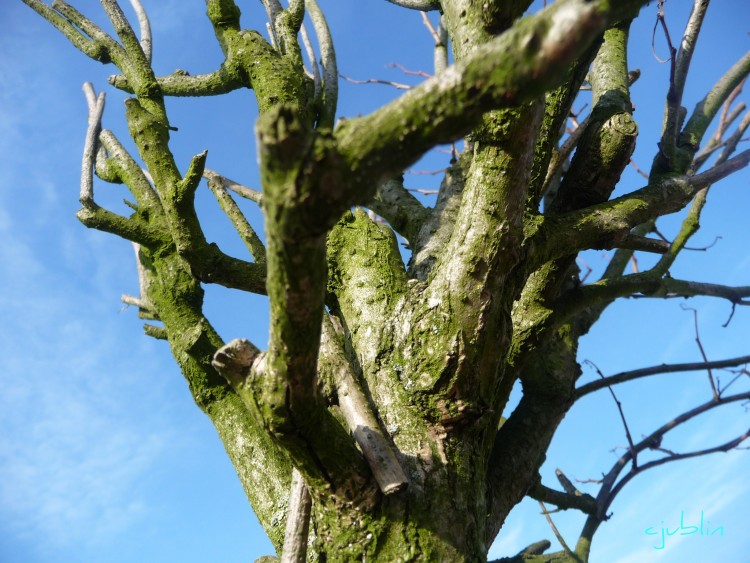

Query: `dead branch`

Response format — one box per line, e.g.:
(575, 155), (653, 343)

(280, 469), (311, 563)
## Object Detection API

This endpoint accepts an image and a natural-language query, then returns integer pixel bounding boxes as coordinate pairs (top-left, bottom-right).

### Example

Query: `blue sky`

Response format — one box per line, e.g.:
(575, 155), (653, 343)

(1, 1), (748, 562)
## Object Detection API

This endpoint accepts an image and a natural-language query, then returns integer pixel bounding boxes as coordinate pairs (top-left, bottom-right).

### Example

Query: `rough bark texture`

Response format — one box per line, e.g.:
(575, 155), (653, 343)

(22, 0), (750, 561)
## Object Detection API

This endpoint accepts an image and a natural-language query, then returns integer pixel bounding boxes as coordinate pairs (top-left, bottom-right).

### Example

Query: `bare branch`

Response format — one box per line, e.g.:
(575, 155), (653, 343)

(339, 73), (411, 90)
(543, 111), (590, 198)
(534, 148), (750, 264)
(682, 49), (750, 149)
(127, 0), (152, 63)
(260, 0), (283, 33)
(21, 0), (115, 62)
(674, 0), (710, 100)
(80, 86), (106, 207)
(434, 16), (448, 75)
(321, 316), (408, 495)
(681, 305), (719, 399)
(599, 391), (750, 516)
(273, 0), (304, 72)
(692, 80), (746, 171)
(384, 0), (440, 11)
(716, 109), (750, 163)
(99, 130), (162, 209)
(556, 468), (582, 497)
(538, 501), (575, 558)
(576, 354), (750, 398)
(576, 390), (750, 552)
(102, 0), (150, 67)
(206, 175), (267, 263)
(76, 204), (163, 247)
(605, 427), (750, 517)
(555, 272), (750, 335)
(280, 469), (311, 563)
(143, 323), (167, 340)
(616, 234), (669, 254)
(335, 0), (651, 197)
(585, 361), (638, 469)
(421, 11), (439, 43)
(688, 147), (750, 188)
(662, 0), (709, 150)
(420, 13), (448, 75)
(300, 24), (321, 100)
(203, 168), (263, 204)
(489, 541), (555, 563)
(306, 0), (337, 128)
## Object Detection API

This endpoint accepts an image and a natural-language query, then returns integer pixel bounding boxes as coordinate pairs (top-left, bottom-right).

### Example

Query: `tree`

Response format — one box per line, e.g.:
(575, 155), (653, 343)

(17, 0), (750, 560)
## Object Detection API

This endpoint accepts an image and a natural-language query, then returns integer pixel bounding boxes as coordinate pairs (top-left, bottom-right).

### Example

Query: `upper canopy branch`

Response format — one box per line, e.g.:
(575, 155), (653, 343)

(576, 354), (750, 398)
(552, 273), (750, 331)
(531, 148), (750, 265)
(204, 0), (312, 119)
(22, 0), (119, 63)
(333, 0), (650, 204)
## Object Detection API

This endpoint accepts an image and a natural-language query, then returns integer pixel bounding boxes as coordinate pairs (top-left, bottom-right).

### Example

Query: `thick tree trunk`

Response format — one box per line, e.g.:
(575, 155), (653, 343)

(308, 465), (490, 561)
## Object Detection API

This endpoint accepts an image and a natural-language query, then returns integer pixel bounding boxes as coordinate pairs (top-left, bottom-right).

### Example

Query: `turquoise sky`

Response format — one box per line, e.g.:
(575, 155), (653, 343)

(1, 1), (748, 562)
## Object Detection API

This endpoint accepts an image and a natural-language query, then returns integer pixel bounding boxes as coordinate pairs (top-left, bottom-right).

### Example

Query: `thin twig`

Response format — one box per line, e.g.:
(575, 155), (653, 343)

(576, 354), (750, 398)
(585, 361), (638, 469)
(577, 257), (592, 283)
(387, 62), (431, 79)
(628, 158), (649, 179)
(420, 11), (439, 43)
(405, 187), (439, 195)
(604, 427), (750, 517)
(339, 73), (411, 90)
(592, 390), (750, 524)
(538, 501), (577, 560)
(405, 167), (448, 176)
(681, 305), (719, 399)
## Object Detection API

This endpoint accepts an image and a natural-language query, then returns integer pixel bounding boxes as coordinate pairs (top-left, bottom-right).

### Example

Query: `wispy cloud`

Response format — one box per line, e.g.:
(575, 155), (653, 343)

(0, 41), (176, 553)
(0, 219), (175, 553)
